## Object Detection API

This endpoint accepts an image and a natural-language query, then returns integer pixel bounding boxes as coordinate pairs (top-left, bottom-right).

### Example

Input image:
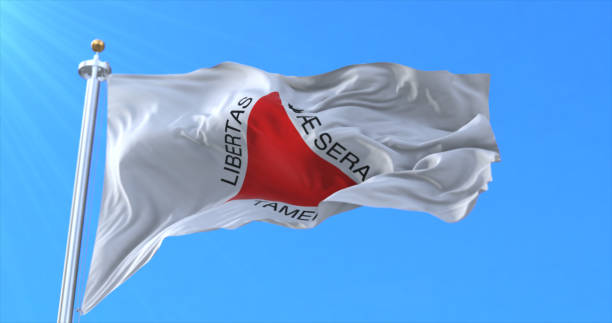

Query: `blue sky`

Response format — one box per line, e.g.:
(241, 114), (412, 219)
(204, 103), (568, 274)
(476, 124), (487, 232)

(1, 1), (611, 322)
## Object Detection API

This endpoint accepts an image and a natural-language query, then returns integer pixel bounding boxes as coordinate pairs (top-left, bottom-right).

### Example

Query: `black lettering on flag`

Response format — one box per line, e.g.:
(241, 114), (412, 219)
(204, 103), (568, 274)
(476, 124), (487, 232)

(225, 134), (241, 146)
(230, 110), (245, 124)
(297, 210), (316, 221)
(225, 144), (242, 156)
(353, 165), (370, 182)
(224, 119), (241, 133)
(220, 97), (253, 187)
(220, 176), (238, 186)
(314, 132), (332, 150)
(263, 202), (278, 211)
(297, 116), (321, 135)
(279, 205), (299, 218)
(340, 152), (360, 170)
(326, 142), (346, 160)
(225, 154), (241, 169)
(287, 103), (303, 113)
(238, 97), (253, 108)
(252, 200), (318, 222)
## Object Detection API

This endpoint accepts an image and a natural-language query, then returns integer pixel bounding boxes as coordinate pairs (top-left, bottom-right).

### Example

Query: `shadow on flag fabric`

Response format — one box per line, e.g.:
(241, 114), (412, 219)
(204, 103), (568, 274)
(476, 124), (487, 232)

(81, 62), (500, 313)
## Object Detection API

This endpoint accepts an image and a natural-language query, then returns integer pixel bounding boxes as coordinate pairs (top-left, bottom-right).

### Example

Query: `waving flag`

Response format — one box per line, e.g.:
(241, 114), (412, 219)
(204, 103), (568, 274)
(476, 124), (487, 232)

(81, 62), (500, 313)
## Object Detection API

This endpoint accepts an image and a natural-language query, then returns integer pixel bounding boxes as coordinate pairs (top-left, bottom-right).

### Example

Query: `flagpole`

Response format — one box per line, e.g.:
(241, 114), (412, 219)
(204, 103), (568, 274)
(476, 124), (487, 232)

(58, 40), (111, 323)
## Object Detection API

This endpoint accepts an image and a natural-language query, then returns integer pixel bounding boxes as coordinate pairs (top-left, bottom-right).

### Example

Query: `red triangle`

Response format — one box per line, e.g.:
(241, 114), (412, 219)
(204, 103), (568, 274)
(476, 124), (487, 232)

(231, 92), (356, 207)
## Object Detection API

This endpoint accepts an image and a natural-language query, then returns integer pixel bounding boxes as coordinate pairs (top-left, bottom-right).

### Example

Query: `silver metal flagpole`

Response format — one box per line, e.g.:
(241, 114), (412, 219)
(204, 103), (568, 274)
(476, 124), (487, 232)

(58, 40), (111, 323)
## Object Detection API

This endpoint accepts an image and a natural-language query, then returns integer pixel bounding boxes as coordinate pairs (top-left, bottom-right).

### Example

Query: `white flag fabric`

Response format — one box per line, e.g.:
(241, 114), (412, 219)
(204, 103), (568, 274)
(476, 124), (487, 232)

(81, 62), (500, 313)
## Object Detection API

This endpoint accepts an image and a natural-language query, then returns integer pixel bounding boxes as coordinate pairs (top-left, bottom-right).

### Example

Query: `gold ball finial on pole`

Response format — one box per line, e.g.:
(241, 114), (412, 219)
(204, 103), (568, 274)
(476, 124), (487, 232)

(91, 39), (105, 53)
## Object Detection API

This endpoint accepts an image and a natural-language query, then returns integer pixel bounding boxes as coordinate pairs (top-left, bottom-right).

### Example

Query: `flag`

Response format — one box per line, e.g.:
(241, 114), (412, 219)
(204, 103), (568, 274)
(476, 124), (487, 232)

(81, 62), (500, 313)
